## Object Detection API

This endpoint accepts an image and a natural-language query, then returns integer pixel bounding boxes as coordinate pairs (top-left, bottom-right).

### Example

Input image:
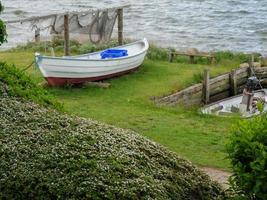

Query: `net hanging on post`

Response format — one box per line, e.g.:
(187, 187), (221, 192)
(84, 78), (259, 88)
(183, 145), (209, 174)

(28, 8), (118, 44)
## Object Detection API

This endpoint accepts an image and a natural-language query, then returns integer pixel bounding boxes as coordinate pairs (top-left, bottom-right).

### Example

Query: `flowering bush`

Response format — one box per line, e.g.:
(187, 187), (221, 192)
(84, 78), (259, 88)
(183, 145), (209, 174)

(0, 99), (227, 199)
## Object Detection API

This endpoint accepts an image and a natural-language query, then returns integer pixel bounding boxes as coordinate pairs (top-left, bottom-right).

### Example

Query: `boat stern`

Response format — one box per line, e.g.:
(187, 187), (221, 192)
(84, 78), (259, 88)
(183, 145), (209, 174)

(34, 52), (42, 68)
(143, 38), (149, 51)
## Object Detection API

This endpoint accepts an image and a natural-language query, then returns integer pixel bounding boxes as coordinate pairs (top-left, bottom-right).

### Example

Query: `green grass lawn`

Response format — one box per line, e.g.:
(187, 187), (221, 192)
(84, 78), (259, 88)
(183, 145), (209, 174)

(0, 47), (243, 169)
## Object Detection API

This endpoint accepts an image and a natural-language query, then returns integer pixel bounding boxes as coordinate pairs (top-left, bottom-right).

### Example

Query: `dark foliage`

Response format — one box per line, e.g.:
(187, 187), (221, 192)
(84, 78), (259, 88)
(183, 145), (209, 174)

(227, 115), (267, 200)
(0, 62), (61, 109)
(0, 1), (7, 45)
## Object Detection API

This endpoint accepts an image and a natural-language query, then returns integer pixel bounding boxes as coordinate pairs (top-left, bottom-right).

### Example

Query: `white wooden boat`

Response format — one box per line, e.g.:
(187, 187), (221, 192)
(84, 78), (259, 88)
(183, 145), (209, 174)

(201, 89), (267, 117)
(35, 38), (149, 86)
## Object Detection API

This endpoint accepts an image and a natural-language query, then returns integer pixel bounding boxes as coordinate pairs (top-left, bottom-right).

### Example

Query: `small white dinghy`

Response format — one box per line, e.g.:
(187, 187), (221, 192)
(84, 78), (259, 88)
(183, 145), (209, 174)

(35, 38), (149, 86)
(201, 89), (267, 117)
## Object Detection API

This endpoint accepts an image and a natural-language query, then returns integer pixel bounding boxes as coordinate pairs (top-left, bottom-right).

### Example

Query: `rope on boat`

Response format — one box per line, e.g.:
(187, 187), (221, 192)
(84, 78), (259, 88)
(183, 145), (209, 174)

(249, 65), (263, 89)
(21, 60), (35, 72)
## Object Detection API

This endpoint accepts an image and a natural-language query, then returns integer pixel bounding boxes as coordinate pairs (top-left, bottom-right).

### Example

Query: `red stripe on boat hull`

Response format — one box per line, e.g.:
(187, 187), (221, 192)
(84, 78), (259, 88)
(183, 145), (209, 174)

(45, 67), (139, 86)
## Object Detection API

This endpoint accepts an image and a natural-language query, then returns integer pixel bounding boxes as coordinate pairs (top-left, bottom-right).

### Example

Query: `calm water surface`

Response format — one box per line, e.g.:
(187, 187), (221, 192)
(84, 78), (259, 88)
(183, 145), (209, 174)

(1, 0), (267, 54)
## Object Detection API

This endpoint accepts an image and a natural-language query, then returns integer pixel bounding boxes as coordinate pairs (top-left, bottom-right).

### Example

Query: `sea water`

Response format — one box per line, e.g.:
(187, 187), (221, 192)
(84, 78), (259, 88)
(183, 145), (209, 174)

(1, 0), (267, 54)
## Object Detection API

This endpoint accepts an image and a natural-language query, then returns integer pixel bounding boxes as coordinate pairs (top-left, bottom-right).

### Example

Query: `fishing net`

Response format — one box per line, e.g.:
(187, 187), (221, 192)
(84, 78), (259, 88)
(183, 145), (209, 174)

(28, 8), (118, 44)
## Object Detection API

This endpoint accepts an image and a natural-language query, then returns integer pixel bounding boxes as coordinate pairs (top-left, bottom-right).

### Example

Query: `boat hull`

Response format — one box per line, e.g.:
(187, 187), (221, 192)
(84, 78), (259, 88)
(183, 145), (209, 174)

(45, 67), (138, 86)
(35, 38), (149, 86)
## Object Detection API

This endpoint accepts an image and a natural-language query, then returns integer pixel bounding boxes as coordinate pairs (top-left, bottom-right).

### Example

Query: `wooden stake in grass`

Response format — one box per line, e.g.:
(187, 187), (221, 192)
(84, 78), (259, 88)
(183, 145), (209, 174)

(34, 28), (40, 43)
(203, 69), (210, 104)
(64, 14), (70, 56)
(230, 69), (237, 96)
(117, 8), (123, 45)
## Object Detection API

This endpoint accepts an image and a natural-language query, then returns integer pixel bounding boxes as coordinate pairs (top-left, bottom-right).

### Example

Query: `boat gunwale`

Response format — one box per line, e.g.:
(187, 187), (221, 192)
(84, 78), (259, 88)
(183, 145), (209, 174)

(201, 89), (267, 111)
(36, 38), (149, 62)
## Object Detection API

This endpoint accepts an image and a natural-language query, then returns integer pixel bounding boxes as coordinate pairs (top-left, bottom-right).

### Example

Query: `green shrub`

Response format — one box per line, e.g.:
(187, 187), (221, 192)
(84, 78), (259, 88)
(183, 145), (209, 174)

(192, 72), (204, 83)
(214, 51), (260, 64)
(215, 51), (235, 62)
(0, 62), (61, 109)
(146, 44), (170, 61)
(78, 39), (119, 54)
(13, 41), (53, 52)
(0, 97), (228, 200)
(226, 115), (267, 199)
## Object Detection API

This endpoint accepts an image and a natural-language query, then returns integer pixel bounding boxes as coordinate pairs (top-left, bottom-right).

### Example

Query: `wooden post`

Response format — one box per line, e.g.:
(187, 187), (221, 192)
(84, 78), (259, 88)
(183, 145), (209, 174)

(230, 69), (237, 96)
(210, 56), (215, 65)
(117, 8), (123, 45)
(35, 28), (40, 43)
(189, 55), (194, 64)
(64, 14), (70, 56)
(203, 69), (210, 104)
(169, 51), (174, 62)
(50, 47), (55, 57)
(249, 54), (255, 68)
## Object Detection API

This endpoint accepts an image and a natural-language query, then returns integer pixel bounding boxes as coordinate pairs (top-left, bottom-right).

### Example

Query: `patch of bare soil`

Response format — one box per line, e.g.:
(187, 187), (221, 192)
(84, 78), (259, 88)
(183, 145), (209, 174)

(200, 167), (231, 188)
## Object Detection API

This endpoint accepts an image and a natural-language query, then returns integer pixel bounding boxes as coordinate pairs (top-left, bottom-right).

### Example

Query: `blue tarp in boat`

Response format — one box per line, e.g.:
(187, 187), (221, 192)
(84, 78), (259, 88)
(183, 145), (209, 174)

(101, 49), (128, 59)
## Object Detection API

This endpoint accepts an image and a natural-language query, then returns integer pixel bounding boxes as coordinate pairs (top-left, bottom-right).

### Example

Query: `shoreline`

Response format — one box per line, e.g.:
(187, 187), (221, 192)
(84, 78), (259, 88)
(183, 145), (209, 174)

(1, 35), (264, 57)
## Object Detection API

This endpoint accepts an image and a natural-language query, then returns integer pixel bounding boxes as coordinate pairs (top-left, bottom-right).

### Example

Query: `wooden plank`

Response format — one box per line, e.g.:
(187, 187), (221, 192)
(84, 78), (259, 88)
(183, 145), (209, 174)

(210, 76), (229, 85)
(209, 73), (229, 85)
(174, 51), (213, 58)
(203, 69), (210, 104)
(181, 91), (202, 100)
(156, 84), (203, 105)
(64, 14), (70, 56)
(209, 78), (229, 89)
(254, 67), (267, 79)
(117, 8), (123, 45)
(181, 84), (203, 95)
(254, 67), (267, 73)
(237, 77), (248, 86)
(170, 50), (215, 64)
(210, 83), (230, 96)
(184, 98), (203, 106)
(235, 66), (249, 75)
(236, 71), (249, 79)
(169, 83), (203, 97)
(210, 91), (231, 103)
(172, 92), (203, 106)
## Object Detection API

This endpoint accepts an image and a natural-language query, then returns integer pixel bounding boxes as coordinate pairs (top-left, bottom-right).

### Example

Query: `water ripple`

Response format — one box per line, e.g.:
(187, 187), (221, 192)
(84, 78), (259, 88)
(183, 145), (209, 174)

(1, 0), (267, 53)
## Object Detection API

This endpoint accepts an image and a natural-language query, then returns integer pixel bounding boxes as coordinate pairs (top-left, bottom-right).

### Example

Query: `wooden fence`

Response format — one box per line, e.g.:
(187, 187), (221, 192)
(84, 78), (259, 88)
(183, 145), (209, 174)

(156, 63), (267, 106)
(6, 5), (129, 56)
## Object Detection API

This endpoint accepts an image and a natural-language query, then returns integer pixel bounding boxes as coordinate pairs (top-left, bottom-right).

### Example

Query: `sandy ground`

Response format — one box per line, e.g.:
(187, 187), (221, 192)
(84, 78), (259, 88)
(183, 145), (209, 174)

(200, 167), (231, 188)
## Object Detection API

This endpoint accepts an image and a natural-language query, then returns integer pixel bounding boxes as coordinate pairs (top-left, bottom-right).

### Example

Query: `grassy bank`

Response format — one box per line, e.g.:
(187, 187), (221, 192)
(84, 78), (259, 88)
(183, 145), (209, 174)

(0, 42), (248, 169)
(0, 63), (228, 199)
